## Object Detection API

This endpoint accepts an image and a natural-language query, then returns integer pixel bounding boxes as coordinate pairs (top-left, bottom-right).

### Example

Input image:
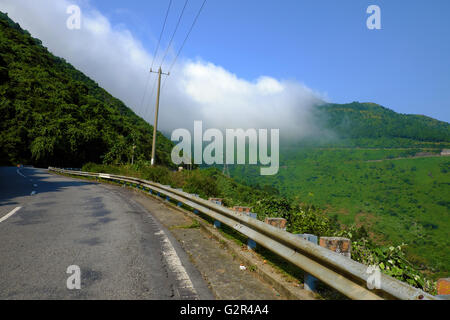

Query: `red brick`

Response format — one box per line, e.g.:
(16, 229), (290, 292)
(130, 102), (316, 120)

(437, 278), (450, 295)
(232, 206), (251, 213)
(319, 237), (352, 258)
(264, 217), (287, 230)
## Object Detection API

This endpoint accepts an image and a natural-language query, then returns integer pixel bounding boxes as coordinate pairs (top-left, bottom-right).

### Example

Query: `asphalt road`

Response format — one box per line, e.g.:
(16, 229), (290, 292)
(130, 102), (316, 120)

(0, 167), (213, 299)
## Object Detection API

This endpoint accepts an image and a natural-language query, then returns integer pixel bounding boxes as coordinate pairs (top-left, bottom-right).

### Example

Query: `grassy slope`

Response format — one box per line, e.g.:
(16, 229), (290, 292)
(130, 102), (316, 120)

(229, 103), (450, 276)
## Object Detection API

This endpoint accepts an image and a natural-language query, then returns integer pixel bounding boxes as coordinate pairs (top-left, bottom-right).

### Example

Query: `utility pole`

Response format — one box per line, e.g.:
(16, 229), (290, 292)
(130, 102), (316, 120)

(150, 67), (169, 166)
(131, 145), (136, 165)
(223, 163), (230, 178)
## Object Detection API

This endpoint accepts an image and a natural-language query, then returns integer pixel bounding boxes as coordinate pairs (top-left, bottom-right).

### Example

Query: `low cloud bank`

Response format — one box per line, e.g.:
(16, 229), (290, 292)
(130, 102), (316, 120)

(1, 0), (329, 140)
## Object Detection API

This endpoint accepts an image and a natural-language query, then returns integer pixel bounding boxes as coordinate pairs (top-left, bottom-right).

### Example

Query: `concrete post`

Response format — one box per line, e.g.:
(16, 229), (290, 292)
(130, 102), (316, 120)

(295, 233), (318, 292)
(209, 198), (223, 228)
(233, 206), (252, 213)
(264, 217), (287, 231)
(437, 278), (450, 296)
(319, 237), (352, 258)
(243, 212), (258, 250)
(247, 239), (257, 250)
(208, 198), (223, 206)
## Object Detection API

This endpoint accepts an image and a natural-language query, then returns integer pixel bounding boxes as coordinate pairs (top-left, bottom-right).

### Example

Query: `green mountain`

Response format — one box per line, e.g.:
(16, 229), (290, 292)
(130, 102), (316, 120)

(230, 102), (450, 276)
(0, 11), (173, 167)
(313, 102), (450, 147)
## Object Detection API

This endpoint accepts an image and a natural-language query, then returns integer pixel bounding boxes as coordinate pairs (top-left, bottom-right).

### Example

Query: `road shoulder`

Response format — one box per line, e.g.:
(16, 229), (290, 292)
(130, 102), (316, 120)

(128, 186), (315, 300)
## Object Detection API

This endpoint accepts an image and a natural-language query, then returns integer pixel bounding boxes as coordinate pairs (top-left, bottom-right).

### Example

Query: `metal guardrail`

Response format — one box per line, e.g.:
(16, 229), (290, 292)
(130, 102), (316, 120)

(49, 167), (440, 300)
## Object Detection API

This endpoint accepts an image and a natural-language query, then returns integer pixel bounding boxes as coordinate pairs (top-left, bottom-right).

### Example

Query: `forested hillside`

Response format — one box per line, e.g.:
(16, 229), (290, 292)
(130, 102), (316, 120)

(0, 11), (173, 167)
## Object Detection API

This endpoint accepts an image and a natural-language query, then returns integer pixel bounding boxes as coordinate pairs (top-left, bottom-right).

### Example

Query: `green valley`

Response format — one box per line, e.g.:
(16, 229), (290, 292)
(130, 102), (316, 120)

(229, 103), (450, 278)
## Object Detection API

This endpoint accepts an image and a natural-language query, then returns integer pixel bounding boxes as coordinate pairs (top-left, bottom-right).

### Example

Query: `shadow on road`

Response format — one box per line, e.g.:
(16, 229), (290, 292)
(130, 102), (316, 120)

(0, 166), (95, 209)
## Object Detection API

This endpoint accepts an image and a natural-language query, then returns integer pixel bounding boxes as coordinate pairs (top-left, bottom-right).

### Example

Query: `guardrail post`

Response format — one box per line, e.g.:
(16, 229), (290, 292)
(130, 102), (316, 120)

(319, 237), (352, 259)
(234, 208), (258, 250)
(264, 217), (287, 231)
(437, 278), (450, 297)
(209, 198), (223, 229)
(247, 239), (256, 250)
(246, 213), (257, 250)
(295, 233), (319, 292)
(233, 206), (252, 213)
(208, 198), (223, 206)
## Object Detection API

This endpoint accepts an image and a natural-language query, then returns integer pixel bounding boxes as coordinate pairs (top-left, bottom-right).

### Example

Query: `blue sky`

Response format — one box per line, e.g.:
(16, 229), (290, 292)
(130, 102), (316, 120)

(88, 0), (450, 122)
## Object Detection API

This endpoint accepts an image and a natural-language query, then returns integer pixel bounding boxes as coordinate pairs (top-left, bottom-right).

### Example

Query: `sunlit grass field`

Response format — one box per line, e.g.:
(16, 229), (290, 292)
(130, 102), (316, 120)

(229, 148), (450, 277)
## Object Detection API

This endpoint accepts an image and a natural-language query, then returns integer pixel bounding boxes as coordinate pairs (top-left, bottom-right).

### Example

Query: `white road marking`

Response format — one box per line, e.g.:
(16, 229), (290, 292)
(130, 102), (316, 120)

(154, 230), (198, 299)
(0, 207), (21, 223)
(31, 191), (36, 195)
(16, 169), (26, 178)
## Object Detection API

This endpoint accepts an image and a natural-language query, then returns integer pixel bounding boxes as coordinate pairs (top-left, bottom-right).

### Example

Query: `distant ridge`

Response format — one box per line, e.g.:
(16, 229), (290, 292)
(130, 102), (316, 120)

(312, 102), (450, 147)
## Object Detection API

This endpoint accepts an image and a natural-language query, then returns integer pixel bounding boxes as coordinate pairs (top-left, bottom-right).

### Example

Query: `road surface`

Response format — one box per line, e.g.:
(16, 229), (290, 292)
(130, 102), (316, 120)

(0, 167), (213, 299)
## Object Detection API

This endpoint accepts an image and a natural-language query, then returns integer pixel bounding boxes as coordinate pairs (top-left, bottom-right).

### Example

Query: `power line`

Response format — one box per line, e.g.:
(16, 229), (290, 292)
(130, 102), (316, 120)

(147, 0), (206, 166)
(159, 0), (189, 68)
(139, 0), (173, 116)
(151, 0), (173, 70)
(162, 0), (207, 90)
(169, 0), (207, 72)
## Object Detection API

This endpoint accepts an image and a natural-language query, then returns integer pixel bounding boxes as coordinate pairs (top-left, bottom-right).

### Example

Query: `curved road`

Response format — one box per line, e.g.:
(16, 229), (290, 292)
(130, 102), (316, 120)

(0, 167), (213, 299)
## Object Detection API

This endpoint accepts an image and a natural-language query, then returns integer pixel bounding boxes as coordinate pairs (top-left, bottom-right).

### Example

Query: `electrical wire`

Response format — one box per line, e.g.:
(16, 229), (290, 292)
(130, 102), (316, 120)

(139, 0), (173, 117)
(158, 0), (189, 68)
(162, 0), (207, 90)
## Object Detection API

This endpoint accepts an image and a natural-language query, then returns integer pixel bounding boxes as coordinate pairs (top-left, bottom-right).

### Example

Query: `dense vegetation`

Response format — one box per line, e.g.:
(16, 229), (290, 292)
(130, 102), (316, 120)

(0, 12), (174, 167)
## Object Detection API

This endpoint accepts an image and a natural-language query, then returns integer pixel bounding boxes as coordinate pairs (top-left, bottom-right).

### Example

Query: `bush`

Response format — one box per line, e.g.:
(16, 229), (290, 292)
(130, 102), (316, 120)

(183, 171), (219, 198)
(140, 165), (171, 184)
(253, 196), (292, 220)
(288, 206), (336, 236)
(351, 240), (436, 293)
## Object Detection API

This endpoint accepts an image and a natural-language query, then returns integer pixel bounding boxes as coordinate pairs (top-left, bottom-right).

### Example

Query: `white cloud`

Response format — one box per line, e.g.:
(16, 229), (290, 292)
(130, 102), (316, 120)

(0, 0), (327, 139)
